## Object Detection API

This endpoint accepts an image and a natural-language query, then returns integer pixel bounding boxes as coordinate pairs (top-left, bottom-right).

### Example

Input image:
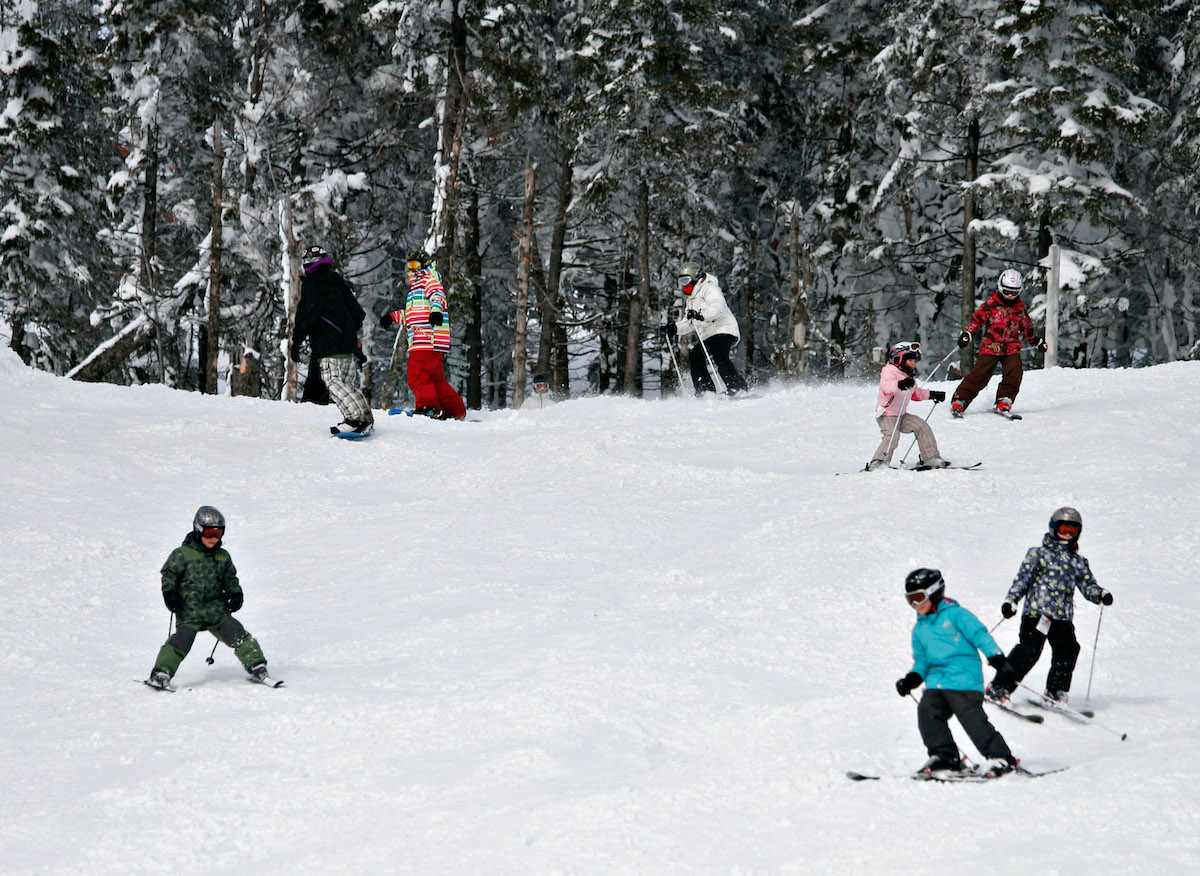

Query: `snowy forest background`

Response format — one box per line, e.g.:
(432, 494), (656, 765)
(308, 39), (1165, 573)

(4, 0), (1200, 407)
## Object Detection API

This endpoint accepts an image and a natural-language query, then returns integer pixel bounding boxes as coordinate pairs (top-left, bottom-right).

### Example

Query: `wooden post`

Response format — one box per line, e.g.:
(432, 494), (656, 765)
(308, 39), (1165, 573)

(1046, 243), (1061, 368)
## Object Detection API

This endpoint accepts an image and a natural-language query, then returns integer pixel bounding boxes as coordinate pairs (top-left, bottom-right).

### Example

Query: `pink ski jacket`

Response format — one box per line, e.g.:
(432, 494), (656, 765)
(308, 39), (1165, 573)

(876, 362), (929, 417)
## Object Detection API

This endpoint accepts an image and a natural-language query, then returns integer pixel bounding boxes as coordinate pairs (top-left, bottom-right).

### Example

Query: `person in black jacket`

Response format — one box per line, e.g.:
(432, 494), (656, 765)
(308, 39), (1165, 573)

(290, 245), (374, 434)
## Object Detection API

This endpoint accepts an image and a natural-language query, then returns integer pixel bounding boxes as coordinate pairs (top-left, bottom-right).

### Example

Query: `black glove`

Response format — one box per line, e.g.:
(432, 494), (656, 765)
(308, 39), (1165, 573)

(987, 654), (1007, 672)
(225, 591), (244, 613)
(429, 311), (443, 327)
(895, 672), (922, 697)
(897, 376), (915, 391)
(1001, 601), (1017, 619)
(289, 342), (301, 362)
(661, 322), (678, 341)
(928, 390), (946, 402)
(354, 348), (367, 366)
(958, 330), (971, 348)
(1036, 337), (1048, 352)
(685, 309), (704, 322)
(1101, 591), (1113, 606)
(163, 590), (182, 614)
(378, 312), (393, 328)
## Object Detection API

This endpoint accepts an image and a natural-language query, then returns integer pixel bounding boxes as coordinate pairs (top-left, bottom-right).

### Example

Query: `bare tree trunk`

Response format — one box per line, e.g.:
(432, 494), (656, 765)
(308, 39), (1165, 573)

(205, 119), (225, 394)
(280, 196), (300, 401)
(961, 116), (980, 372)
(788, 204), (810, 378)
(622, 180), (650, 395)
(539, 153), (573, 394)
(512, 157), (537, 409)
(463, 172), (483, 409)
(745, 220), (758, 383)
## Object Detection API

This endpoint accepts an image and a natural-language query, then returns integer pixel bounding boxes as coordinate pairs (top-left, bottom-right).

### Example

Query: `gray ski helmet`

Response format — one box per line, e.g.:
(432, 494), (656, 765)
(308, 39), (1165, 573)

(678, 261), (704, 288)
(193, 505), (226, 535)
(904, 568), (945, 606)
(1049, 506), (1082, 538)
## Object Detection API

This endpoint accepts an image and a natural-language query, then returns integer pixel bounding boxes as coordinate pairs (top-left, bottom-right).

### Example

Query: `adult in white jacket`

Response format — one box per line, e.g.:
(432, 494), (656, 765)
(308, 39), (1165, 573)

(661, 262), (748, 394)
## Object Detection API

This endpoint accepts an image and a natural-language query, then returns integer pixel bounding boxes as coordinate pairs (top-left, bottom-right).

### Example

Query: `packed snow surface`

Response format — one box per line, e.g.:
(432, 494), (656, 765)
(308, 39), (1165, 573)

(2, 349), (1198, 874)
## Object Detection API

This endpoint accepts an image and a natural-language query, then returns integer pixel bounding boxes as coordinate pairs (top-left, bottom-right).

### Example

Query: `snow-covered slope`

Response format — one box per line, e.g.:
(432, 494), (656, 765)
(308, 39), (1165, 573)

(2, 349), (1198, 875)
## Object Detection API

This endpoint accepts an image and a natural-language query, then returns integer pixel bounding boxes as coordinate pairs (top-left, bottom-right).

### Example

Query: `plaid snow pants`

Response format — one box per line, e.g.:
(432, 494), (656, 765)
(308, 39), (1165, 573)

(319, 356), (373, 426)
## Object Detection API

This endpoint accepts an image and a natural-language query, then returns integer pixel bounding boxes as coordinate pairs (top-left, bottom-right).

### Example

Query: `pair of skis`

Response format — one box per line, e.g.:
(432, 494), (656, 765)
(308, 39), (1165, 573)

(141, 674), (284, 692)
(847, 763), (1066, 783)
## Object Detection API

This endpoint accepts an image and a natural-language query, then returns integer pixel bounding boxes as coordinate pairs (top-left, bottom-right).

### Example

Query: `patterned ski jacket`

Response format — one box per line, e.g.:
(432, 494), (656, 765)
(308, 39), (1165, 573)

(876, 362), (931, 417)
(384, 268), (451, 353)
(293, 264), (366, 359)
(1005, 533), (1106, 622)
(909, 597), (1004, 692)
(964, 292), (1039, 357)
(161, 532), (243, 628)
(674, 273), (740, 343)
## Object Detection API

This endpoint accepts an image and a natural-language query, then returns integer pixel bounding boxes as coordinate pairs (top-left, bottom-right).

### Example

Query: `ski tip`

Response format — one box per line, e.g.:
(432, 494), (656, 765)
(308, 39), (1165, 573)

(387, 408), (413, 416)
(846, 771), (880, 781)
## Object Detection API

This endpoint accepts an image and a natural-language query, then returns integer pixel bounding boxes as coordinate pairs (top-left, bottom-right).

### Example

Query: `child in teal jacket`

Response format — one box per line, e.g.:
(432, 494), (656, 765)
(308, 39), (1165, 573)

(895, 569), (1017, 777)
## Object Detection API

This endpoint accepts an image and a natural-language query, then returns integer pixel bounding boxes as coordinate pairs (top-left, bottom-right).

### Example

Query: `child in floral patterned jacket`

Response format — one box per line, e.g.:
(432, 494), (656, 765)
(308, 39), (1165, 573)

(951, 268), (1046, 418)
(986, 507), (1113, 706)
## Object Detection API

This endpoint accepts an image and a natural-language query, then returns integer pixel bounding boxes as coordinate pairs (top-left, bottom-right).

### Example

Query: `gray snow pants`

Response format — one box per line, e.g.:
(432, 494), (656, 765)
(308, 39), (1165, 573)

(319, 356), (373, 427)
(872, 413), (939, 465)
(918, 689), (1012, 763)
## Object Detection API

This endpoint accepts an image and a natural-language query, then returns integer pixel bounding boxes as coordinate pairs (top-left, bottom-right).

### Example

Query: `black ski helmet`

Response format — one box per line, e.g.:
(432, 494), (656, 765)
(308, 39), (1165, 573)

(302, 245), (328, 268)
(904, 568), (945, 606)
(1049, 506), (1082, 539)
(193, 505), (226, 535)
(407, 248), (433, 270)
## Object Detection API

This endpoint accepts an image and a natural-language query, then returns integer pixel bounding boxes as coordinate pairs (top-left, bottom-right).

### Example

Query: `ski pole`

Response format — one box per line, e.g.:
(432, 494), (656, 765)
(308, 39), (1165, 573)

(988, 614), (1009, 634)
(205, 639), (219, 665)
(663, 330), (687, 394)
(881, 385), (915, 463)
(900, 400), (940, 465)
(1085, 605), (1104, 703)
(924, 346), (960, 382)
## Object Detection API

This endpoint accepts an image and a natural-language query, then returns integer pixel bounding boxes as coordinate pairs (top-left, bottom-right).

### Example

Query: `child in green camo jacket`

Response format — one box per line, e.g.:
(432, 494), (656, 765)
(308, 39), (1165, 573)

(145, 506), (272, 688)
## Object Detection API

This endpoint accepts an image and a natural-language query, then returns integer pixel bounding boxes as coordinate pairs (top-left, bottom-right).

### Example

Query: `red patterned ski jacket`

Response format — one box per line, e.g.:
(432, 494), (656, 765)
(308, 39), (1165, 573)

(964, 293), (1039, 357)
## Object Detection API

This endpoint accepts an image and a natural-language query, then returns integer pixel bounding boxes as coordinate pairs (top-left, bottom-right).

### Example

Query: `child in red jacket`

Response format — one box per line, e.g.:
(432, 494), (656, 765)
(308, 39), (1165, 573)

(951, 269), (1046, 418)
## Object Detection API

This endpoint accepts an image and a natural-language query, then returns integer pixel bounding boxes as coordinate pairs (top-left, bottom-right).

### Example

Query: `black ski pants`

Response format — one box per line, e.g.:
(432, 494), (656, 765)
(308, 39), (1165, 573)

(993, 614), (1081, 695)
(918, 689), (1012, 763)
(688, 333), (748, 394)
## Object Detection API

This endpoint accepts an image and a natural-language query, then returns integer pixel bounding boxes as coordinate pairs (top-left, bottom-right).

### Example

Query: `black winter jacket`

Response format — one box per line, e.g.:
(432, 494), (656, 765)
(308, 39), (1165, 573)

(292, 265), (366, 358)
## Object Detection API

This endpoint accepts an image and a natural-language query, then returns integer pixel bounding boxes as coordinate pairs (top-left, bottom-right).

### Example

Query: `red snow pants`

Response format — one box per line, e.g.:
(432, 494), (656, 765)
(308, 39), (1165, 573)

(406, 349), (466, 420)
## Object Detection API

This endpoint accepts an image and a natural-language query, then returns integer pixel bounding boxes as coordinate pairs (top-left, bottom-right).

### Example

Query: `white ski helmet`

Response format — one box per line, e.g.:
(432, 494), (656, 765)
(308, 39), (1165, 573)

(888, 341), (921, 365)
(997, 268), (1023, 301)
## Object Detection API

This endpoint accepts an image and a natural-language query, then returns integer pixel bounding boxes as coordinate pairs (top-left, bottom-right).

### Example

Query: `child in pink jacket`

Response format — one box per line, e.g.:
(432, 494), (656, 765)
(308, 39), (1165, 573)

(866, 342), (949, 471)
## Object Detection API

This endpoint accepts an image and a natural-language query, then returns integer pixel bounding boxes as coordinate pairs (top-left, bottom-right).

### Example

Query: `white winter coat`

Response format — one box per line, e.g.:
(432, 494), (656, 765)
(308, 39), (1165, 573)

(674, 273), (740, 342)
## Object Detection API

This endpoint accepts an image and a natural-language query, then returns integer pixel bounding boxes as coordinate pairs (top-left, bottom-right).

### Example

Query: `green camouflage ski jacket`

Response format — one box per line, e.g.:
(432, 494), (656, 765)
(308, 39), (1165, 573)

(161, 532), (243, 627)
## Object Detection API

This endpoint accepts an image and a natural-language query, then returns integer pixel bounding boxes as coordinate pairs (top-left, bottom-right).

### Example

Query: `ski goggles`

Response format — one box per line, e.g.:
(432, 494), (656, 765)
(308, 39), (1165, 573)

(905, 585), (941, 607)
(678, 274), (694, 288)
(893, 342), (921, 359)
(201, 527), (225, 539)
(407, 260), (427, 271)
(1053, 522), (1081, 539)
